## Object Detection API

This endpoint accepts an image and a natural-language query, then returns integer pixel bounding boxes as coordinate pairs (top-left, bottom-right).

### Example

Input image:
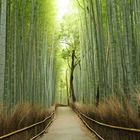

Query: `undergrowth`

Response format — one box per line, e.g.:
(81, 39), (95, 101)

(0, 103), (54, 139)
(74, 97), (140, 140)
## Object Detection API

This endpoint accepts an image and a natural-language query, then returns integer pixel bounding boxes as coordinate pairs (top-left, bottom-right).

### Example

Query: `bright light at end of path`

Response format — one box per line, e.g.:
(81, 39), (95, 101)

(57, 0), (70, 21)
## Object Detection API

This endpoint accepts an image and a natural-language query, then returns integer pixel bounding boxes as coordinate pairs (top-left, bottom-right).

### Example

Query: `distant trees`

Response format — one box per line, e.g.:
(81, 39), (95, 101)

(59, 15), (80, 102)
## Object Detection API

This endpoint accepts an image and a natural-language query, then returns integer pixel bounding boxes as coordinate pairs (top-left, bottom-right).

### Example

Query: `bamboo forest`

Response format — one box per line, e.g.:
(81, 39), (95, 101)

(0, 0), (140, 140)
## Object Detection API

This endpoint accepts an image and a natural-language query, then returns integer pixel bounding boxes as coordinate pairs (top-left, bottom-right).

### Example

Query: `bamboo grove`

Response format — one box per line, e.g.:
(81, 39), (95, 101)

(0, 0), (140, 113)
(0, 0), (57, 112)
(73, 0), (140, 109)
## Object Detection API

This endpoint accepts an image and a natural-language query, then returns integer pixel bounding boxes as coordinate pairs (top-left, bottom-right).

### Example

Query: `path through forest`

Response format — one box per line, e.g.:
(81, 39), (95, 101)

(38, 107), (97, 140)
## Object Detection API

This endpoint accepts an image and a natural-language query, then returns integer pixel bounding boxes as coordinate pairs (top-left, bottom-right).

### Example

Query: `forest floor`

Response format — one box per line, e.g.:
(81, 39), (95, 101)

(38, 107), (97, 140)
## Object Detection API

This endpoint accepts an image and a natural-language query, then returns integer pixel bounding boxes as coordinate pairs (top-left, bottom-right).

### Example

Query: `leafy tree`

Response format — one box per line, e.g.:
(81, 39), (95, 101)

(59, 14), (80, 102)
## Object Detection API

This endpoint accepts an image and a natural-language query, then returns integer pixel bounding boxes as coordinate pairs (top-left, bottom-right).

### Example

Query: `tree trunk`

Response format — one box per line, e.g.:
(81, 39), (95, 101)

(70, 50), (76, 102)
(0, 0), (7, 104)
(66, 70), (69, 105)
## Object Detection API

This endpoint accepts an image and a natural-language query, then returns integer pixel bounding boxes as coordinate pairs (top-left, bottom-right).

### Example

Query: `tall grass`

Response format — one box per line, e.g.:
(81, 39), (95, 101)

(0, 103), (54, 139)
(74, 97), (140, 140)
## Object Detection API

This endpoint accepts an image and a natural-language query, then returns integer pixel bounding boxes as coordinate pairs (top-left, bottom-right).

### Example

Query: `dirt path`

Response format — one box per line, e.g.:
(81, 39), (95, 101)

(39, 107), (97, 140)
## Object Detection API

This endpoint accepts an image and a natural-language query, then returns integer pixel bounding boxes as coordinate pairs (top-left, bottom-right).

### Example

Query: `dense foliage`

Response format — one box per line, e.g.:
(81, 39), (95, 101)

(0, 0), (56, 112)
(73, 0), (140, 110)
(0, 0), (140, 115)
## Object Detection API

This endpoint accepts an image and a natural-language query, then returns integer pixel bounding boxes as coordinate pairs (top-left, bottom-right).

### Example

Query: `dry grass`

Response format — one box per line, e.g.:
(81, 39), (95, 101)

(0, 103), (54, 139)
(74, 98), (140, 140)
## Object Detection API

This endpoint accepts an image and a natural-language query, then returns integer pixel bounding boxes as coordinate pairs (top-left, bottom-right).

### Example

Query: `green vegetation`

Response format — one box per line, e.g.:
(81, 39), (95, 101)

(73, 0), (140, 109)
(0, 0), (140, 138)
(0, 0), (57, 111)
(0, 0), (56, 137)
(55, 0), (140, 112)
